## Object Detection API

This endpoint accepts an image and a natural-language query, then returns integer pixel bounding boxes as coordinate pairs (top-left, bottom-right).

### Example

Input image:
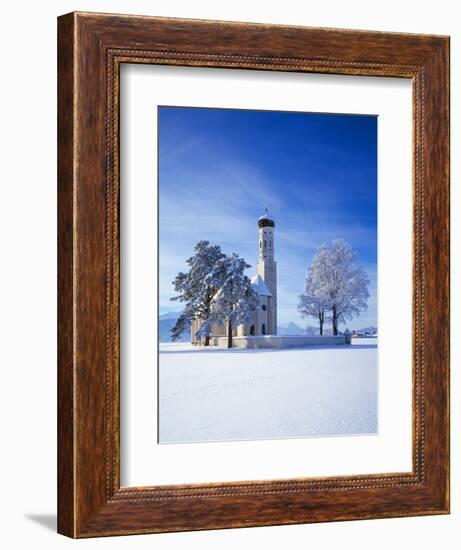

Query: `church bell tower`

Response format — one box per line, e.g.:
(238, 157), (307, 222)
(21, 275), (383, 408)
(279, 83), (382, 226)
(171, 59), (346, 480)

(257, 207), (277, 334)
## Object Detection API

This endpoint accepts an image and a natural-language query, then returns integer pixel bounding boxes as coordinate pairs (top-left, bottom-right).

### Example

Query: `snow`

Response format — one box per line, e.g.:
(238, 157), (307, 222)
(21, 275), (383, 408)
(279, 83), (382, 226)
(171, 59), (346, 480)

(251, 274), (272, 296)
(258, 209), (273, 222)
(159, 340), (377, 444)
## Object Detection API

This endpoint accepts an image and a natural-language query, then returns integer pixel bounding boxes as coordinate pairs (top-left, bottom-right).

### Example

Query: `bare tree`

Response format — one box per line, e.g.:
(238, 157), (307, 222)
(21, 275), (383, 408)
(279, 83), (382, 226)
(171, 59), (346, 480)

(299, 239), (369, 335)
(298, 270), (328, 335)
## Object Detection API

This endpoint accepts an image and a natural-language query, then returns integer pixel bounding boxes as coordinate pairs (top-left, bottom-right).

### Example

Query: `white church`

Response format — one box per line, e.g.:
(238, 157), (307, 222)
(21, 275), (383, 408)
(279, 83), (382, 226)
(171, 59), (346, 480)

(191, 208), (277, 344)
(191, 209), (349, 348)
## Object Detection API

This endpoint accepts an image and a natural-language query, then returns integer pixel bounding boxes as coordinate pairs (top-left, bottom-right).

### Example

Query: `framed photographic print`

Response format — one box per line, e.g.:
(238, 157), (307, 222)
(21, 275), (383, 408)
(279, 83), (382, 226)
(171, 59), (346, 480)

(58, 12), (450, 537)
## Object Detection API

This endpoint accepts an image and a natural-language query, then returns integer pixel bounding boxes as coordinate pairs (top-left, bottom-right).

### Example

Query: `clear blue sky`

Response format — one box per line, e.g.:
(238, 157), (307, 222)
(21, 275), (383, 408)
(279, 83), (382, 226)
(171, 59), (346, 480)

(158, 106), (377, 329)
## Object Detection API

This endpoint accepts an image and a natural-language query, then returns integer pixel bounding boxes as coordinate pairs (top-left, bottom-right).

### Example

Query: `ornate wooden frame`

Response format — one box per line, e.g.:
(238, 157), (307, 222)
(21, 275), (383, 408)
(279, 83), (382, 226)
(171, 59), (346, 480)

(57, 12), (450, 538)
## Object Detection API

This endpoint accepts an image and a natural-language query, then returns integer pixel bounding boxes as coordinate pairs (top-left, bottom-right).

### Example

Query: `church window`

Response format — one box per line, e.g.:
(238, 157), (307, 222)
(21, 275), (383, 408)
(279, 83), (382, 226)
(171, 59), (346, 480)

(262, 304), (267, 311)
(250, 325), (255, 336)
(262, 323), (266, 335)
(264, 240), (267, 247)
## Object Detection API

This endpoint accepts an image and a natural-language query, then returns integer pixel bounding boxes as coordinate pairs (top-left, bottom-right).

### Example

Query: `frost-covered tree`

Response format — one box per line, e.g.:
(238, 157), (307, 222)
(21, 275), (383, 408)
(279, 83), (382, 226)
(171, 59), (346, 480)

(170, 304), (195, 342)
(201, 253), (259, 348)
(317, 239), (369, 335)
(170, 240), (225, 345)
(297, 270), (328, 335)
(299, 239), (370, 335)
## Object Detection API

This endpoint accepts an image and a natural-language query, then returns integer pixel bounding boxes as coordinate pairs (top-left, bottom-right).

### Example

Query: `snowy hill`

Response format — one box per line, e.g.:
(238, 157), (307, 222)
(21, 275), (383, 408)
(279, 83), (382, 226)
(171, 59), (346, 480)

(357, 326), (378, 334)
(353, 326), (378, 336)
(160, 311), (181, 321)
(278, 322), (319, 336)
(277, 322), (305, 335)
(159, 312), (189, 343)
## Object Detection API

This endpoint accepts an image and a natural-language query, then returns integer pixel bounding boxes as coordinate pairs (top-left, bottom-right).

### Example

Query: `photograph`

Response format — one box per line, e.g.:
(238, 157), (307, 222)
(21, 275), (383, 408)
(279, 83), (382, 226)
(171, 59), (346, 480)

(158, 106), (378, 444)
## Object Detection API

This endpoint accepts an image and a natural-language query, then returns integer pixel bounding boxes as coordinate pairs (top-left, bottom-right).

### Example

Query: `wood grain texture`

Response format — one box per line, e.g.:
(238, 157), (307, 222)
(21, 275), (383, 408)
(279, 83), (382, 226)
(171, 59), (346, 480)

(57, 11), (450, 538)
(57, 13), (75, 538)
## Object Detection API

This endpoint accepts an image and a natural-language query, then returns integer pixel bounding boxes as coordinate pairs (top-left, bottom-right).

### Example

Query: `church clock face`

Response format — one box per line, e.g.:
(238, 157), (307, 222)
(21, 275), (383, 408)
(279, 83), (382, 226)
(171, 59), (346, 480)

(157, 105), (378, 445)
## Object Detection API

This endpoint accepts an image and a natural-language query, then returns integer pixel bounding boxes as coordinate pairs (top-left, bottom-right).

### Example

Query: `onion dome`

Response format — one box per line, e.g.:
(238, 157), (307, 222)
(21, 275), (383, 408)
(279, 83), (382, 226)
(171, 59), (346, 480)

(258, 205), (275, 228)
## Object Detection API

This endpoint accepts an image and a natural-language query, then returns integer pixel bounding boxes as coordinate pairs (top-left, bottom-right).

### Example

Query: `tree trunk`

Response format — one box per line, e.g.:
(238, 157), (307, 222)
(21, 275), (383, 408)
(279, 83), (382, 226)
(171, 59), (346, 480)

(319, 309), (324, 336)
(227, 320), (233, 349)
(332, 307), (338, 335)
(202, 289), (213, 346)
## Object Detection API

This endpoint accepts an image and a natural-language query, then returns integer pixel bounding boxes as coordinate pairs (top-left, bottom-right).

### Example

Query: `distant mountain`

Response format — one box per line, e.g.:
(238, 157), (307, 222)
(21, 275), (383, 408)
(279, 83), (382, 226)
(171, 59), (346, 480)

(277, 322), (303, 335)
(277, 323), (322, 336)
(159, 311), (189, 343)
(160, 311), (181, 321)
(354, 326), (378, 334)
(277, 323), (379, 336)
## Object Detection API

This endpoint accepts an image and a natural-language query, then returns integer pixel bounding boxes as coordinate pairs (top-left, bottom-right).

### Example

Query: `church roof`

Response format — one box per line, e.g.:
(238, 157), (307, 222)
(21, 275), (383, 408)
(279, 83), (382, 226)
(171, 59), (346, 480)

(251, 274), (272, 297)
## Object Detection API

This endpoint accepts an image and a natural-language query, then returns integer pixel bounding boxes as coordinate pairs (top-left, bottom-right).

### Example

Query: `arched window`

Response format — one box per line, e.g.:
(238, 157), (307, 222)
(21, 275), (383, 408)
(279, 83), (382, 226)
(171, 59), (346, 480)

(262, 304), (267, 311)
(264, 240), (267, 247)
(262, 323), (266, 335)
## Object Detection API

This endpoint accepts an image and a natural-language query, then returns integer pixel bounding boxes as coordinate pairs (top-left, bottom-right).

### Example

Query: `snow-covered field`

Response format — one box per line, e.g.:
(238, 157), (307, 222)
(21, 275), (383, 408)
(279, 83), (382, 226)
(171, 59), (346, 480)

(159, 340), (377, 444)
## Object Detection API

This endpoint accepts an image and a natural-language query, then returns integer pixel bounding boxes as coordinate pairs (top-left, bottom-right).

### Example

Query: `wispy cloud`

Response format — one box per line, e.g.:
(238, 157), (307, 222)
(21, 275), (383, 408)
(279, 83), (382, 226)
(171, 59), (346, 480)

(159, 159), (377, 328)
(161, 135), (206, 162)
(158, 107), (377, 329)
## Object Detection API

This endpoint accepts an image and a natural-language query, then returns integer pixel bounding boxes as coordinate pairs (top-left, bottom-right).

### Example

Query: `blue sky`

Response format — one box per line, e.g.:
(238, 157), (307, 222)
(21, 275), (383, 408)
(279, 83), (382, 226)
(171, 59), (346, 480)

(158, 106), (377, 329)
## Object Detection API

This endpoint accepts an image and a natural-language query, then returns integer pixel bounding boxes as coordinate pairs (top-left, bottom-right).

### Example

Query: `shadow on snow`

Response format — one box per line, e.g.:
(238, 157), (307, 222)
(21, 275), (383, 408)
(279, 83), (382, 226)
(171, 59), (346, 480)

(160, 343), (378, 355)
